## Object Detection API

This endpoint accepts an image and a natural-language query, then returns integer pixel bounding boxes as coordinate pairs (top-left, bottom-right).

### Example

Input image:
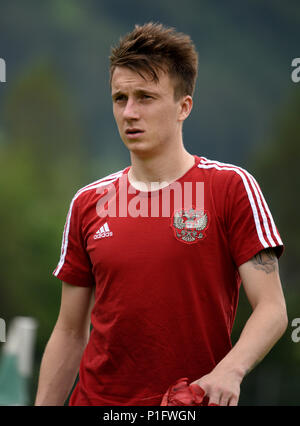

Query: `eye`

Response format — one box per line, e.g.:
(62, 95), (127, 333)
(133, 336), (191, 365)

(113, 94), (127, 102)
(139, 93), (154, 102)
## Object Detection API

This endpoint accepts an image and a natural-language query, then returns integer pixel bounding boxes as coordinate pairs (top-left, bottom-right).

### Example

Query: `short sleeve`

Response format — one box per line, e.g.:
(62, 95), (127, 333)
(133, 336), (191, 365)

(53, 195), (95, 287)
(225, 170), (284, 267)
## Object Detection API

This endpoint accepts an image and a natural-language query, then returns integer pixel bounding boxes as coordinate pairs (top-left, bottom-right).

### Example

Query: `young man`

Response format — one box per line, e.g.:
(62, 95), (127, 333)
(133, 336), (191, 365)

(35, 23), (288, 406)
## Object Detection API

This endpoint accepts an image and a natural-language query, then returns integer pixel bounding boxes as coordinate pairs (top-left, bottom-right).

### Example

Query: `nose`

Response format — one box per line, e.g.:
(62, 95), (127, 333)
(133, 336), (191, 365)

(123, 98), (140, 120)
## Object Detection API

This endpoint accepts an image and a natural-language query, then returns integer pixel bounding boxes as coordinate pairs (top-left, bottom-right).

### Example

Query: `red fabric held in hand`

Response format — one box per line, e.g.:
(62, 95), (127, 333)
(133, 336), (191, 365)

(160, 377), (206, 406)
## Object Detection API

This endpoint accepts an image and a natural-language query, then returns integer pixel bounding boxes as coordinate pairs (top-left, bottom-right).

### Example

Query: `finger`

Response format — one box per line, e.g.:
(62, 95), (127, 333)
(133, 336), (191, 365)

(219, 393), (230, 406)
(207, 392), (221, 406)
(228, 394), (239, 406)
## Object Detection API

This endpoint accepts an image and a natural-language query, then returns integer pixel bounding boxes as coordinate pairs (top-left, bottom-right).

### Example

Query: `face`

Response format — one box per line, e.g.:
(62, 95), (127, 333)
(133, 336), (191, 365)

(111, 66), (192, 158)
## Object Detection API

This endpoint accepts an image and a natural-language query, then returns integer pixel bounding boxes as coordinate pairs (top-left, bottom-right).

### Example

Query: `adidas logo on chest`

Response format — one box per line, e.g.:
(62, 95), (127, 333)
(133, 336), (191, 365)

(93, 222), (113, 240)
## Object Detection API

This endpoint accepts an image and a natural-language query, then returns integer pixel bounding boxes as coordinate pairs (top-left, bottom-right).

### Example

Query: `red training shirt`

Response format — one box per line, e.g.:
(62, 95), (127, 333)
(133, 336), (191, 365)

(53, 155), (284, 406)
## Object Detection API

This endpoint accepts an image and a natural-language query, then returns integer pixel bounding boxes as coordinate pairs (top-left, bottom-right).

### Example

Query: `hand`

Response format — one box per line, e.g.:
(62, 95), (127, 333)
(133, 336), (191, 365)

(190, 366), (243, 406)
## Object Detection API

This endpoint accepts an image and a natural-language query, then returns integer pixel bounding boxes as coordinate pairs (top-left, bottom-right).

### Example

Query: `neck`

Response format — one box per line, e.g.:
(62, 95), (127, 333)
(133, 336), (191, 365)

(128, 144), (195, 191)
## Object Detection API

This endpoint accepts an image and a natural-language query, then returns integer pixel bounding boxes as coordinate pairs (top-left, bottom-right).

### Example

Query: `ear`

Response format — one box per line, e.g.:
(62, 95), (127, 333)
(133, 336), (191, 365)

(178, 95), (193, 122)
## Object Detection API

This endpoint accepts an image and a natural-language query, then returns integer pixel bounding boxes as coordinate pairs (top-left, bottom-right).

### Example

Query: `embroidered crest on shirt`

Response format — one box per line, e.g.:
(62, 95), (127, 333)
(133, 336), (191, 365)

(171, 208), (208, 244)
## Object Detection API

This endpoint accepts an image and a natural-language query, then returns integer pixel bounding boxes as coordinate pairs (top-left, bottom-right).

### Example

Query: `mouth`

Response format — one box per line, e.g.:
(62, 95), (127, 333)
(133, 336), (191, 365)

(125, 128), (145, 139)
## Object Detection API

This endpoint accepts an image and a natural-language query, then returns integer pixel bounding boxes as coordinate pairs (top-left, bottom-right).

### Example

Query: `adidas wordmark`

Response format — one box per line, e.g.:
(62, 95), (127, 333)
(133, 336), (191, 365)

(94, 223), (113, 239)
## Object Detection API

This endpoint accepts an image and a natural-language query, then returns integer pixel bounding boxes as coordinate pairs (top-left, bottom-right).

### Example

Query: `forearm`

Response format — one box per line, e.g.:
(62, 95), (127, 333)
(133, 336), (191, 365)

(216, 300), (288, 379)
(35, 326), (89, 406)
(192, 249), (288, 406)
(221, 249), (288, 379)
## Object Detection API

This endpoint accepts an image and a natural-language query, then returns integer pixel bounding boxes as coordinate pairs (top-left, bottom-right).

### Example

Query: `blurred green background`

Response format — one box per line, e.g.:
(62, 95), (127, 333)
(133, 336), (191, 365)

(0, 0), (299, 406)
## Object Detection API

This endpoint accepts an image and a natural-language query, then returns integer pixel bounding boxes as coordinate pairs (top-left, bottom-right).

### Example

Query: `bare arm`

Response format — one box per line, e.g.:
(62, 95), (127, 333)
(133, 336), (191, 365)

(35, 282), (94, 406)
(191, 248), (288, 406)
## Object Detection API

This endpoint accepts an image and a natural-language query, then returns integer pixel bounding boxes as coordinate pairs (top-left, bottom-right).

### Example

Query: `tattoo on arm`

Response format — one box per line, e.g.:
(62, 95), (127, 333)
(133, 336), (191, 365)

(250, 248), (278, 274)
